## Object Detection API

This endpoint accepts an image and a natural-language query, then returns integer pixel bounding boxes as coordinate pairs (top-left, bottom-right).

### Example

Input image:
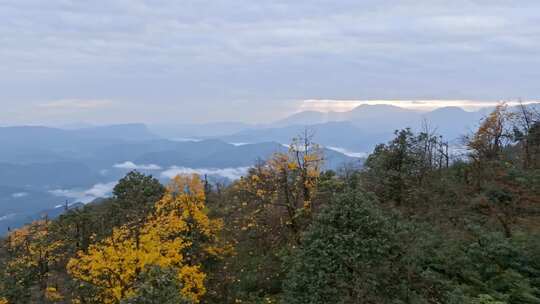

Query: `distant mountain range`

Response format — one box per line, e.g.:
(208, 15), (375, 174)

(150, 104), (498, 152)
(2, 103), (537, 233)
(226, 105), (488, 151)
(150, 122), (252, 139)
(0, 123), (357, 233)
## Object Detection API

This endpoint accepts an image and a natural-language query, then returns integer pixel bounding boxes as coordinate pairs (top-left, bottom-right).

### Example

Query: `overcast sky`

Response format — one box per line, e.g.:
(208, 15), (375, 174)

(1, 0), (539, 125)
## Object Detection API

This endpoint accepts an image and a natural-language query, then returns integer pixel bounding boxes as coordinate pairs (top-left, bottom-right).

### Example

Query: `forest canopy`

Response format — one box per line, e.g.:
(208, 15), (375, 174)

(1, 103), (540, 304)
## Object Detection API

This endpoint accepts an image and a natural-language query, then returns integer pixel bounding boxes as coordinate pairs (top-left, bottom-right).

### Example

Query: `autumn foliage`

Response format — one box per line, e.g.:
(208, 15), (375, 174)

(67, 174), (226, 303)
(1, 110), (540, 304)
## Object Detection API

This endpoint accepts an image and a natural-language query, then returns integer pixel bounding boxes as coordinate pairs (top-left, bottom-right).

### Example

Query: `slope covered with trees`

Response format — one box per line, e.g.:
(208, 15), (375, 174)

(1, 103), (539, 304)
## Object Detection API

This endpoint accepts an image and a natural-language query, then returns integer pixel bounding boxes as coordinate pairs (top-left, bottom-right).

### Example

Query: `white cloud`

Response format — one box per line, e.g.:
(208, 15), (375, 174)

(299, 99), (540, 112)
(1, 1), (539, 124)
(11, 192), (29, 198)
(161, 166), (249, 180)
(326, 147), (368, 158)
(49, 182), (117, 204)
(230, 142), (249, 146)
(113, 161), (162, 170)
(171, 138), (203, 142)
(0, 213), (16, 222)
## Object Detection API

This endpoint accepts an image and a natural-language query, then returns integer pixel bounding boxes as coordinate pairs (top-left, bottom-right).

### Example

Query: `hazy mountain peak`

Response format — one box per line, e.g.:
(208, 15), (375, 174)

(352, 103), (406, 110)
(428, 106), (468, 114)
(272, 111), (332, 127)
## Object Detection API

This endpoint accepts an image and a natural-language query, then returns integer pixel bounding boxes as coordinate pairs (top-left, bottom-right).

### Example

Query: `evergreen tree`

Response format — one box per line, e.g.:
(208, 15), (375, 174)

(283, 191), (428, 304)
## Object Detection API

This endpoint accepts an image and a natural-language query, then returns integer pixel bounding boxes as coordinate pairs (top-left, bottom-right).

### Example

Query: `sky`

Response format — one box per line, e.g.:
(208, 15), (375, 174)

(1, 0), (539, 125)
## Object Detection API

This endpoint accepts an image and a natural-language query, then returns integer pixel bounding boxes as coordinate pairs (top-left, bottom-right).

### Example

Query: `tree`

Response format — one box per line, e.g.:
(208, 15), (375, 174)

(235, 132), (323, 245)
(67, 174), (226, 303)
(121, 266), (192, 304)
(363, 128), (418, 205)
(363, 127), (449, 207)
(211, 133), (324, 302)
(283, 191), (429, 304)
(511, 102), (540, 169)
(425, 231), (540, 304)
(465, 104), (538, 237)
(527, 122), (540, 169)
(467, 103), (514, 167)
(110, 171), (165, 227)
(288, 130), (324, 213)
(0, 220), (64, 303)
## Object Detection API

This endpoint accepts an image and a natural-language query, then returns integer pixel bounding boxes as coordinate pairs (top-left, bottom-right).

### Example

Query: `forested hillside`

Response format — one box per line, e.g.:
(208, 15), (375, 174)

(1, 103), (540, 303)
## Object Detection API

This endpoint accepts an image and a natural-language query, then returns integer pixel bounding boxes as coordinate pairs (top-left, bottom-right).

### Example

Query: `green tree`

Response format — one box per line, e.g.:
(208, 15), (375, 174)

(121, 266), (192, 304)
(363, 128), (448, 207)
(425, 232), (540, 304)
(110, 170), (165, 226)
(283, 190), (429, 304)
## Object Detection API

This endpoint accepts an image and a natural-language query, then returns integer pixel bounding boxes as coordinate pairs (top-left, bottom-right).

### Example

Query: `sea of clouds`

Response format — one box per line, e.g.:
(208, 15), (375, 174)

(48, 162), (251, 204)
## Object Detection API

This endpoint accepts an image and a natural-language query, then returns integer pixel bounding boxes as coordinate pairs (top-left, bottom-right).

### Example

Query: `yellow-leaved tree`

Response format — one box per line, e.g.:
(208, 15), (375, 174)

(235, 131), (323, 244)
(67, 174), (227, 303)
(2, 220), (64, 303)
(467, 103), (515, 164)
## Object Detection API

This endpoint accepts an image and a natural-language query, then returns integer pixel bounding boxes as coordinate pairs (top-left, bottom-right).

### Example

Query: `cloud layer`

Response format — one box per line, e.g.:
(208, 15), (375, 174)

(113, 161), (162, 170)
(49, 182), (117, 204)
(11, 192), (29, 198)
(161, 166), (250, 180)
(1, 1), (539, 124)
(326, 147), (368, 158)
(300, 99), (540, 112)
